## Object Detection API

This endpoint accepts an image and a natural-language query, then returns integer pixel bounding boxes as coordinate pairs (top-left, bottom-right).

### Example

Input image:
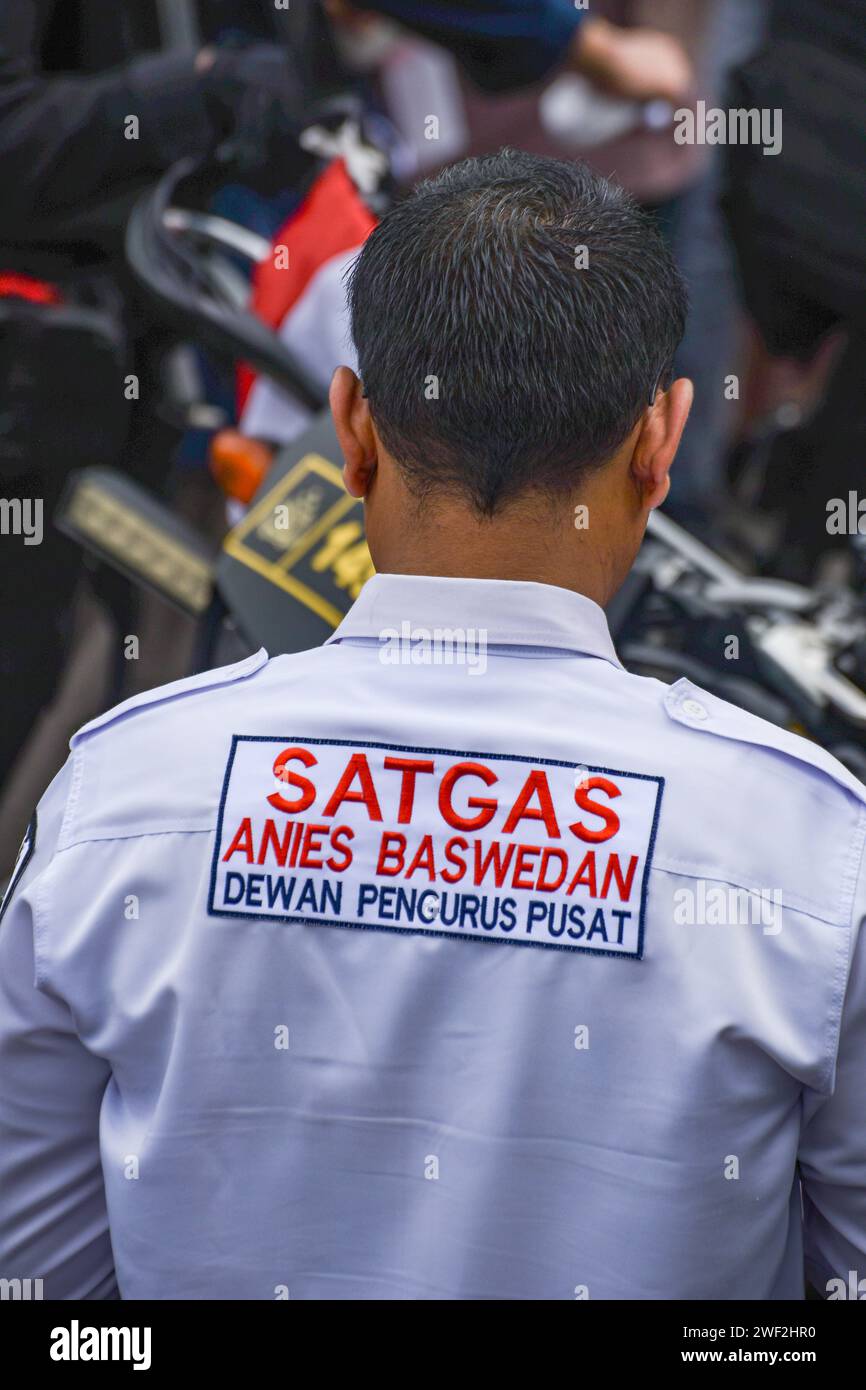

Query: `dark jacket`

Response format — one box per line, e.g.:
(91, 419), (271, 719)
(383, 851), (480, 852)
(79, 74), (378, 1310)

(0, 0), (583, 255)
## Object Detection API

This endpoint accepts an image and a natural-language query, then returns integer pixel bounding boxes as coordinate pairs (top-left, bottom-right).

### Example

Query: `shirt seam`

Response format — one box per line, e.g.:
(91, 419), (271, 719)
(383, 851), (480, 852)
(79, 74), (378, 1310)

(329, 628), (618, 654)
(650, 858), (851, 928)
(329, 638), (623, 670)
(54, 825), (216, 854)
(820, 801), (866, 1091)
(33, 743), (85, 987)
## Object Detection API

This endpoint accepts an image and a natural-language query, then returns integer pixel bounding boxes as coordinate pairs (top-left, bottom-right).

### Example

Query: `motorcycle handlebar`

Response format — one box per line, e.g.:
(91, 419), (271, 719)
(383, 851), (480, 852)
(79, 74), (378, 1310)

(125, 159), (328, 412)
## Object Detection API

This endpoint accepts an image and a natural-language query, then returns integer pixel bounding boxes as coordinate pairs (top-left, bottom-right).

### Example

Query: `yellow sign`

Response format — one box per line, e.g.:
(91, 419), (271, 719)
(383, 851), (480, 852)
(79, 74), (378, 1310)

(222, 454), (374, 628)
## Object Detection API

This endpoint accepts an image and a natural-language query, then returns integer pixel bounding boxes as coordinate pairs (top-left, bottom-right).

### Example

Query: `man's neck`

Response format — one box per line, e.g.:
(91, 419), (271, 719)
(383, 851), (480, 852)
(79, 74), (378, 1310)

(375, 498), (615, 608)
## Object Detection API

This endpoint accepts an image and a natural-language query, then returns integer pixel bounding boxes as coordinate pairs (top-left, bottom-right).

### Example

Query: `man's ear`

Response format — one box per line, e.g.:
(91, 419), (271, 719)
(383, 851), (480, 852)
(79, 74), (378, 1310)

(329, 366), (378, 498)
(630, 376), (694, 510)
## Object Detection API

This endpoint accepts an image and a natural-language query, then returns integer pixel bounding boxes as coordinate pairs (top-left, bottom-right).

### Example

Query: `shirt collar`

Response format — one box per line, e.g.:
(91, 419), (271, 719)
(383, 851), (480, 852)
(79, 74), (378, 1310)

(325, 573), (623, 668)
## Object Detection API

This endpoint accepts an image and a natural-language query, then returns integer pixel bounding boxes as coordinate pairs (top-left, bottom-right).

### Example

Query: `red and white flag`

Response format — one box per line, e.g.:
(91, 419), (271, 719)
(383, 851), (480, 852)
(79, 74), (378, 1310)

(239, 158), (377, 444)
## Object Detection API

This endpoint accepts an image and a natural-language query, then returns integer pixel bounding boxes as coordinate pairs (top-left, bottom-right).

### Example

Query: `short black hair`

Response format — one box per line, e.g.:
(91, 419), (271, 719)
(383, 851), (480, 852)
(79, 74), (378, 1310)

(348, 150), (687, 515)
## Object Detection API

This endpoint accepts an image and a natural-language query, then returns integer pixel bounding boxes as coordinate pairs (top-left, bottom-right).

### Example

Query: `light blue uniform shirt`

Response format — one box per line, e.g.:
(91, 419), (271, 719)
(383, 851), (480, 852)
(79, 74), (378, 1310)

(1, 574), (865, 1300)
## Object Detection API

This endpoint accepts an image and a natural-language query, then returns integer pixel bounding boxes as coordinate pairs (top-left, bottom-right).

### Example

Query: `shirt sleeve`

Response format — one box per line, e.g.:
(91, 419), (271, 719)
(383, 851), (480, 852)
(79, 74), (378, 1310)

(799, 829), (866, 1297)
(0, 756), (117, 1300)
(359, 0), (584, 91)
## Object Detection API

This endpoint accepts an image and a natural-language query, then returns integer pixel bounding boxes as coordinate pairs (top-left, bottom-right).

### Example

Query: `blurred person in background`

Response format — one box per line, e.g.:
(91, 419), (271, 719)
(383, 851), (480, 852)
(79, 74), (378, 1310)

(358, 1), (765, 540)
(332, 0), (692, 101)
(722, 0), (866, 583)
(657, 0), (766, 536)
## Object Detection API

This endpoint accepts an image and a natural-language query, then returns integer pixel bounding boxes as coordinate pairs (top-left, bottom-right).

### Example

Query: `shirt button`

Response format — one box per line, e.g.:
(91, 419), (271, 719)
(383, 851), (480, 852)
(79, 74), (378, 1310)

(681, 697), (709, 721)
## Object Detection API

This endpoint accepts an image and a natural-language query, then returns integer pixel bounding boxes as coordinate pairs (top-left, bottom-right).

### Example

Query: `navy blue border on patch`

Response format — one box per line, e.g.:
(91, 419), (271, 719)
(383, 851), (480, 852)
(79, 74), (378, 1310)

(207, 736), (664, 960)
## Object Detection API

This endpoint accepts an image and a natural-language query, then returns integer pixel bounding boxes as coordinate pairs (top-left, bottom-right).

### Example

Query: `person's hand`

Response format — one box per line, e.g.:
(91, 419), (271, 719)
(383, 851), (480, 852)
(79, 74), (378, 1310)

(572, 17), (692, 104)
(199, 42), (307, 137)
(194, 45), (217, 75)
(197, 42), (310, 191)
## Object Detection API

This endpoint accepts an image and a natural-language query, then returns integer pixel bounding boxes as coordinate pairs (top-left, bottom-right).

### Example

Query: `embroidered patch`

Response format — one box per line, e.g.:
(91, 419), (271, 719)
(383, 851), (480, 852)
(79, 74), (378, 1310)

(209, 738), (663, 958)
